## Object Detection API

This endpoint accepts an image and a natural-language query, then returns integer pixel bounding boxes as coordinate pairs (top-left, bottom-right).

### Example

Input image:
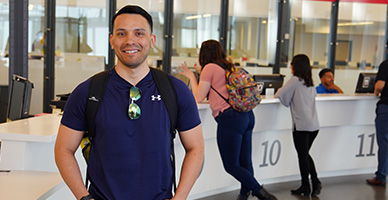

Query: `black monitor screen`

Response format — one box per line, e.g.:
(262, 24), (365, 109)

(7, 75), (33, 121)
(355, 72), (376, 93)
(0, 85), (8, 123)
(253, 74), (285, 95)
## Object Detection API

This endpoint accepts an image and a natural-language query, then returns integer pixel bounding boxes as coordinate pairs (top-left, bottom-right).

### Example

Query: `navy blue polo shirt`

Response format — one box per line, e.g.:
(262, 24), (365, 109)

(61, 68), (201, 200)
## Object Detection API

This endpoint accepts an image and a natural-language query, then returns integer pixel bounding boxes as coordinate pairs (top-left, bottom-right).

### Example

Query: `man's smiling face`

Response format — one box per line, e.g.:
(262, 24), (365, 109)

(109, 14), (156, 69)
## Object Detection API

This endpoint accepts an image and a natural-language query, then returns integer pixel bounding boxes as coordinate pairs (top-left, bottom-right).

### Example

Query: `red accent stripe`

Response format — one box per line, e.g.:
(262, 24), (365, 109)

(306, 0), (387, 4)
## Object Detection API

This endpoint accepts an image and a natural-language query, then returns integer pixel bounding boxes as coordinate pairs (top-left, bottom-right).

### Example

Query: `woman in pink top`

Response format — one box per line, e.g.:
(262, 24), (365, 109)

(180, 40), (277, 200)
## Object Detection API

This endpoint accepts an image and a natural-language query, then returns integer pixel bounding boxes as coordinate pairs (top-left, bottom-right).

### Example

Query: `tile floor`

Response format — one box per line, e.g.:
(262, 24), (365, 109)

(195, 173), (387, 200)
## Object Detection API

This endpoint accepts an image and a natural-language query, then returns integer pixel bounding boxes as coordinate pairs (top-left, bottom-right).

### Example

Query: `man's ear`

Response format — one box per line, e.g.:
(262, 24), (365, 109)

(150, 34), (156, 48)
(109, 34), (114, 49)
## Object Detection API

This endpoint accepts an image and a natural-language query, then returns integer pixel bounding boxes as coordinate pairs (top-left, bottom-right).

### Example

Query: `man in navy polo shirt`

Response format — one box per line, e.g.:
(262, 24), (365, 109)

(316, 68), (343, 94)
(54, 5), (204, 200)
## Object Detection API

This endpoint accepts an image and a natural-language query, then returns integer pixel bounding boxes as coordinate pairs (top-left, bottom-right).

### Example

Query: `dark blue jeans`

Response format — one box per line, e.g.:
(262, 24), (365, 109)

(215, 108), (261, 196)
(375, 104), (388, 183)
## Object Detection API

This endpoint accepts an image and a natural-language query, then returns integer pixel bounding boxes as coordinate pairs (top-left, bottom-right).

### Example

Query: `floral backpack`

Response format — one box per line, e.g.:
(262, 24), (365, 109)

(211, 63), (261, 112)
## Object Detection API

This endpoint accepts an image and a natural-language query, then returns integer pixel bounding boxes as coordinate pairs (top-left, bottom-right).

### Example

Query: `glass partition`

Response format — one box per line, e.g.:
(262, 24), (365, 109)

(289, 0), (333, 67)
(228, 0), (277, 70)
(0, 2), (9, 86)
(170, 0), (221, 79)
(286, 0), (333, 88)
(337, 1), (387, 93)
(47, 1), (108, 114)
(28, 1), (45, 115)
(5, 0), (388, 114)
(337, 2), (387, 69)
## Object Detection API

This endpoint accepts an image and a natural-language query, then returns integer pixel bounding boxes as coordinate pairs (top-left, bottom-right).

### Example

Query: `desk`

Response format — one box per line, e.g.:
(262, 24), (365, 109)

(0, 170), (65, 200)
(0, 114), (86, 200)
(0, 114), (86, 172)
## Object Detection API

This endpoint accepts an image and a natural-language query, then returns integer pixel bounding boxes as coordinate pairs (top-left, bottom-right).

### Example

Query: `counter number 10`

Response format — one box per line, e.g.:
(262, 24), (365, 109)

(260, 140), (281, 167)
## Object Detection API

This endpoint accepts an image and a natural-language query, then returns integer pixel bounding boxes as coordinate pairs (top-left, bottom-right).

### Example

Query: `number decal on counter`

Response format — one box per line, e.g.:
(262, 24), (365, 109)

(260, 140), (281, 167)
(356, 133), (376, 157)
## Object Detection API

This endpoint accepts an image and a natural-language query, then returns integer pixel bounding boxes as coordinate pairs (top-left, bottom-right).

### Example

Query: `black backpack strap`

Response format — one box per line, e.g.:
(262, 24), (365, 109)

(84, 70), (109, 188)
(150, 67), (178, 136)
(86, 70), (109, 140)
(211, 86), (229, 104)
(211, 62), (229, 104)
(150, 67), (178, 193)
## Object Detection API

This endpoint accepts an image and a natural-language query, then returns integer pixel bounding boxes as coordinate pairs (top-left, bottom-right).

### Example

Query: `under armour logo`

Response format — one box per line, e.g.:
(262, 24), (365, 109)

(89, 96), (99, 102)
(151, 95), (161, 101)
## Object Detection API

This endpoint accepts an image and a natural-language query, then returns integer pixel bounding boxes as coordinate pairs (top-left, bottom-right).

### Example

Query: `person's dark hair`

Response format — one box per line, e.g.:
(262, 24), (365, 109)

(199, 40), (233, 71)
(112, 5), (153, 33)
(318, 68), (333, 79)
(291, 54), (314, 87)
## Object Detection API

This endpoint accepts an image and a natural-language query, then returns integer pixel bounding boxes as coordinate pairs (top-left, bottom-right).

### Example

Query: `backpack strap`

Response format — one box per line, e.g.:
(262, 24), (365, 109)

(84, 70), (109, 188)
(211, 62), (230, 104)
(210, 85), (229, 104)
(86, 70), (109, 140)
(150, 67), (178, 136)
(150, 67), (178, 193)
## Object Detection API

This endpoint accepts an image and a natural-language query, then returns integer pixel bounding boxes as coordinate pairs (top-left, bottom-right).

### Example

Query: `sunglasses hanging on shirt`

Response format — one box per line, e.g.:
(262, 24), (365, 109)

(128, 86), (141, 119)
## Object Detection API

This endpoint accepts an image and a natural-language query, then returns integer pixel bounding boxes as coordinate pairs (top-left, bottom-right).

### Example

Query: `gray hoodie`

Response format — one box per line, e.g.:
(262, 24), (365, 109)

(275, 76), (320, 131)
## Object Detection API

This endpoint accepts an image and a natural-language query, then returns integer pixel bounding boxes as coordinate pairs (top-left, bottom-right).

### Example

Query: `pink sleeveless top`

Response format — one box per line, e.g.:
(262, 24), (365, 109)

(200, 63), (231, 117)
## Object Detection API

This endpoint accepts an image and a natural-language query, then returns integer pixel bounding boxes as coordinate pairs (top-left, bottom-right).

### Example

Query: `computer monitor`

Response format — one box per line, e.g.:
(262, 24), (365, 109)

(253, 74), (285, 95)
(7, 75), (33, 121)
(355, 72), (376, 93)
(0, 85), (8, 123)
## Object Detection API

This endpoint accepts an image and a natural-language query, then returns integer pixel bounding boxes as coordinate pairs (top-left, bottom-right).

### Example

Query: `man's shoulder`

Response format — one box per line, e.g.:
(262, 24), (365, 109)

(381, 59), (388, 65)
(376, 60), (388, 81)
(378, 60), (388, 72)
(70, 78), (91, 98)
(316, 83), (327, 93)
(316, 83), (324, 88)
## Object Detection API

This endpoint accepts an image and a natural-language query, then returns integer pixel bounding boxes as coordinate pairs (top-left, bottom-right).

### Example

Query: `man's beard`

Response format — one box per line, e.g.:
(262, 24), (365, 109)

(115, 48), (149, 69)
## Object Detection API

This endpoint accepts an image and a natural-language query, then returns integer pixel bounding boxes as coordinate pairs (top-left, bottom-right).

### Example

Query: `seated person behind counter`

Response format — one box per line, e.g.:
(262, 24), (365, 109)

(316, 68), (343, 94)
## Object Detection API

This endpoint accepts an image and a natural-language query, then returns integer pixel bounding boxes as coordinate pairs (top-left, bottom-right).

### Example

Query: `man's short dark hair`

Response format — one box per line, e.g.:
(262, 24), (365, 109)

(112, 5), (153, 33)
(319, 68), (333, 78)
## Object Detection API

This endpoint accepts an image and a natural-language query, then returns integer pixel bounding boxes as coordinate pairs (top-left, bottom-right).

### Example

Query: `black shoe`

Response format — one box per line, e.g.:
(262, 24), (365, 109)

(254, 187), (278, 200)
(311, 182), (322, 197)
(291, 185), (311, 197)
(236, 194), (249, 200)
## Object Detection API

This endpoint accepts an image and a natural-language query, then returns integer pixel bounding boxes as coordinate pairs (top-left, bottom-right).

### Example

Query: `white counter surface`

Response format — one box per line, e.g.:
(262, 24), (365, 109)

(0, 113), (86, 173)
(0, 114), (61, 142)
(198, 93), (377, 108)
(0, 170), (64, 200)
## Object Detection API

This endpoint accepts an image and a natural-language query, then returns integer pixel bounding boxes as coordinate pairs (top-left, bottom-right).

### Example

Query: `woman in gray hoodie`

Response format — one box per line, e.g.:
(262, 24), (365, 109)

(275, 54), (322, 197)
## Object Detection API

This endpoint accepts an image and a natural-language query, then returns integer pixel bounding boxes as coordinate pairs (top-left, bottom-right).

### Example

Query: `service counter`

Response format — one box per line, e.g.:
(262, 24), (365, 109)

(0, 94), (379, 199)
(0, 114), (86, 199)
(0, 114), (86, 172)
(182, 94), (379, 199)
